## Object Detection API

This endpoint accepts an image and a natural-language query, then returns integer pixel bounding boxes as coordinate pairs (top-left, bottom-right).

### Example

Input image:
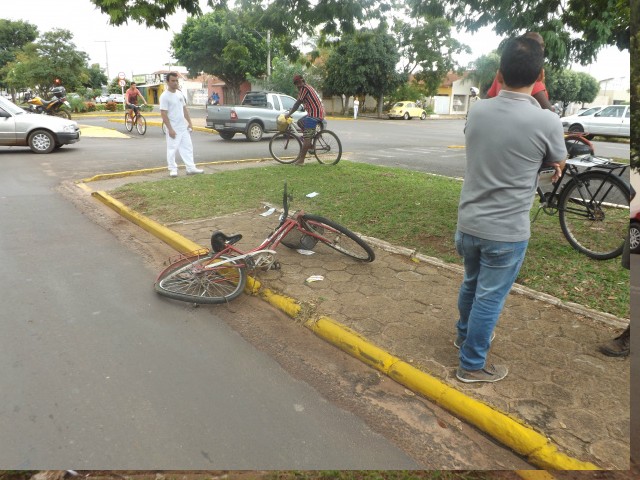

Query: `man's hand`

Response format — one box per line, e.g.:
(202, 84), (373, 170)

(551, 160), (566, 183)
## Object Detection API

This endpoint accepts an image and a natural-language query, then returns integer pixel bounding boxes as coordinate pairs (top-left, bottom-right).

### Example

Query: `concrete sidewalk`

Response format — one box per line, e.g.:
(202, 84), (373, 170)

(82, 162), (630, 470)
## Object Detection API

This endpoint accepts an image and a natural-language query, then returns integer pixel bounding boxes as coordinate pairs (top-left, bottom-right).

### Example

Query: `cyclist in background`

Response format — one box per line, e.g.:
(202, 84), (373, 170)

(284, 74), (325, 166)
(125, 82), (147, 118)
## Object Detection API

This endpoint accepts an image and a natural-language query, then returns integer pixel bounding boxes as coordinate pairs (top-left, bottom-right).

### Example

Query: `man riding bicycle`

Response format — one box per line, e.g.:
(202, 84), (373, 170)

(284, 74), (325, 166)
(125, 82), (147, 118)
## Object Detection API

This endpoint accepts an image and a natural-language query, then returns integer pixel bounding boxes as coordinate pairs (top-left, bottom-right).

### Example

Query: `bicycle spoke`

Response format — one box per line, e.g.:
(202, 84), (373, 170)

(559, 172), (629, 259)
(313, 130), (342, 165)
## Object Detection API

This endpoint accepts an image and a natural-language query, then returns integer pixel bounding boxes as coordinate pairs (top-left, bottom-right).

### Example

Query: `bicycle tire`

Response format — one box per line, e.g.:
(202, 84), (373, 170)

(124, 113), (133, 132)
(558, 170), (629, 260)
(136, 114), (147, 135)
(313, 130), (342, 165)
(300, 214), (375, 262)
(155, 254), (247, 304)
(269, 132), (302, 163)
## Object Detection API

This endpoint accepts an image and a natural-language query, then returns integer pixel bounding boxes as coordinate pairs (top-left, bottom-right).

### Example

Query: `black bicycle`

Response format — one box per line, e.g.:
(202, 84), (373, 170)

(125, 105), (147, 135)
(533, 134), (630, 260)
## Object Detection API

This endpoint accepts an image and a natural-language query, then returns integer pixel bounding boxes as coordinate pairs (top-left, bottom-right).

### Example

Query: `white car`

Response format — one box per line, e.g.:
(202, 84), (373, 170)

(108, 93), (125, 103)
(94, 94), (110, 103)
(562, 105), (630, 138)
(0, 96), (80, 153)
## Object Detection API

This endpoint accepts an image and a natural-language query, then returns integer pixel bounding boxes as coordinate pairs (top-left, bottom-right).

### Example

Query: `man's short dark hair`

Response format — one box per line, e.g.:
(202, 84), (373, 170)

(499, 37), (544, 88)
(166, 72), (178, 82)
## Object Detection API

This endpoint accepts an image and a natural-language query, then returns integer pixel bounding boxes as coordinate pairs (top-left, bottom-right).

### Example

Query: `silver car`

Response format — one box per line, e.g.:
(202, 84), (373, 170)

(562, 105), (630, 138)
(0, 96), (80, 153)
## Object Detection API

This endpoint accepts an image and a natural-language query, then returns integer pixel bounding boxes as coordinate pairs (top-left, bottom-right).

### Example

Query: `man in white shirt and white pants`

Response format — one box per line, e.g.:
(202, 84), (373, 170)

(160, 72), (204, 177)
(353, 98), (359, 119)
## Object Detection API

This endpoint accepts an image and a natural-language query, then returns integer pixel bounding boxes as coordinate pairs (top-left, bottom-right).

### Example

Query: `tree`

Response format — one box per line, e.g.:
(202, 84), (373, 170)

(408, 0), (630, 66)
(171, 8), (270, 104)
(90, 0), (205, 29)
(0, 19), (38, 94)
(85, 63), (108, 89)
(4, 29), (90, 95)
(323, 29), (403, 116)
(391, 7), (469, 97)
(468, 52), (500, 97)
(546, 69), (599, 116)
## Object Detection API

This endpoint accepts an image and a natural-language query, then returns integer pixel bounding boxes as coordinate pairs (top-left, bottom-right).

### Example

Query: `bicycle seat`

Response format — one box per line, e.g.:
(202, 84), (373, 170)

(210, 231), (243, 252)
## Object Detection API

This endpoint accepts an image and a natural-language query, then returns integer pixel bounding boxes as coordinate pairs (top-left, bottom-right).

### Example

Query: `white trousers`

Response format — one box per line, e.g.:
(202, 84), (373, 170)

(166, 129), (197, 172)
(353, 106), (358, 119)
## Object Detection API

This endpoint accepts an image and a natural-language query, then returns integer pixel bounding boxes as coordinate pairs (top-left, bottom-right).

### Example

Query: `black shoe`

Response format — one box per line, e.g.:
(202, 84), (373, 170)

(599, 327), (630, 357)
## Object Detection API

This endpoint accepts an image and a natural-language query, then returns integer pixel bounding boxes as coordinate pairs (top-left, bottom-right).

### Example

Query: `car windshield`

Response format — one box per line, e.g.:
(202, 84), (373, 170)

(579, 107), (601, 116)
(393, 102), (405, 107)
(0, 96), (25, 115)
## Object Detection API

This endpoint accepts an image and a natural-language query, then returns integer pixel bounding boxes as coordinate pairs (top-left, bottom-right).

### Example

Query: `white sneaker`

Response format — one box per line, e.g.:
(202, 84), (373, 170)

(169, 171), (178, 178)
(186, 168), (204, 175)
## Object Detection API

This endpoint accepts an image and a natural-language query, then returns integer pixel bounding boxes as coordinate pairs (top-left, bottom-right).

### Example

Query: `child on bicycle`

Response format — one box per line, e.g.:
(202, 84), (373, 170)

(284, 74), (325, 166)
(125, 82), (147, 118)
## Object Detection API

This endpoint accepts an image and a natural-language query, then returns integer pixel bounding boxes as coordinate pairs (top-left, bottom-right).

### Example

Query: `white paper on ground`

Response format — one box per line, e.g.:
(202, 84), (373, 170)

(305, 275), (324, 283)
(296, 249), (315, 255)
(306, 192), (319, 198)
(260, 207), (276, 217)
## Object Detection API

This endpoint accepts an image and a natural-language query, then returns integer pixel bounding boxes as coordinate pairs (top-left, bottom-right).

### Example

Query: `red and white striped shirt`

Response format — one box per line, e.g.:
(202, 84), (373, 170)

(298, 84), (325, 119)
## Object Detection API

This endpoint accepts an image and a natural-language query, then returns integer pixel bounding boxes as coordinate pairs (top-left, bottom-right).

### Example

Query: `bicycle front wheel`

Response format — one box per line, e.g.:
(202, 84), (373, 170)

(124, 113), (133, 132)
(136, 115), (147, 135)
(155, 254), (247, 304)
(270, 132), (302, 163)
(558, 171), (629, 260)
(313, 130), (342, 165)
(300, 214), (375, 262)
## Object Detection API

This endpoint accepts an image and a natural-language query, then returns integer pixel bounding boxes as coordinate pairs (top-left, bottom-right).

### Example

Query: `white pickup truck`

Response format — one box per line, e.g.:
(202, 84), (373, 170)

(206, 91), (306, 141)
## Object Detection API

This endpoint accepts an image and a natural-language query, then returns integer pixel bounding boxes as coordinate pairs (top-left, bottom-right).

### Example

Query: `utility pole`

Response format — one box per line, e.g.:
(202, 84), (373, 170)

(267, 30), (271, 78)
(95, 41), (110, 80)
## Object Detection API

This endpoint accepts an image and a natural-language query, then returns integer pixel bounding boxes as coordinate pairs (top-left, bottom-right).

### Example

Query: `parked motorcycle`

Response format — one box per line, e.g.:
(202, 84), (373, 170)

(26, 86), (72, 119)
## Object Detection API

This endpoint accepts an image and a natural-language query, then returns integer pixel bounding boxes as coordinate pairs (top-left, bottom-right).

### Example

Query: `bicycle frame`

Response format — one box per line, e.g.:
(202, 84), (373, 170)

(535, 156), (628, 213)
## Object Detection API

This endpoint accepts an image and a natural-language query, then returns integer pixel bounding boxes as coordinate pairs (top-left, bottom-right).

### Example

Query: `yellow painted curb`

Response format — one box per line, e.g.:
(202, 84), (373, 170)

(91, 191), (202, 254)
(306, 315), (598, 471)
(87, 176), (599, 472)
(78, 158), (268, 184)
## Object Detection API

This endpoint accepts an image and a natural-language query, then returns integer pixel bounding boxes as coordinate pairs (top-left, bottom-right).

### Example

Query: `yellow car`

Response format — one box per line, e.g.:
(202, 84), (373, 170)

(388, 101), (427, 120)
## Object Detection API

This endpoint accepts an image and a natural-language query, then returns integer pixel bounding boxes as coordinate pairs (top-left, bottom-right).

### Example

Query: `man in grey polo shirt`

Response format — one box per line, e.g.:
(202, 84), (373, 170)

(454, 36), (567, 383)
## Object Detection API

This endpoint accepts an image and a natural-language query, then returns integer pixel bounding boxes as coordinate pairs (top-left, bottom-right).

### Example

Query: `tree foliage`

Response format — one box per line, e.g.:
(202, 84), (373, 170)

(0, 19), (38, 91)
(546, 69), (599, 116)
(90, 0), (207, 29)
(408, 0), (630, 66)
(468, 52), (500, 97)
(171, 8), (270, 104)
(4, 29), (90, 95)
(323, 29), (403, 115)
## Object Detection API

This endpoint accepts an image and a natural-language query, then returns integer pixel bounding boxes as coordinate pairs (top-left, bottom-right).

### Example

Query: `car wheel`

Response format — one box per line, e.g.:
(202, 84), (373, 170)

(219, 131), (235, 140)
(630, 222), (640, 254)
(28, 129), (55, 154)
(246, 122), (263, 142)
(420, 112), (426, 120)
(403, 112), (409, 120)
(568, 124), (585, 134)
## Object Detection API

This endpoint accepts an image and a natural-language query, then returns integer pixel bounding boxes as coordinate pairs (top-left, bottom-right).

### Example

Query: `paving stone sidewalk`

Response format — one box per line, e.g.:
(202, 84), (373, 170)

(164, 206), (630, 470)
(89, 165), (630, 469)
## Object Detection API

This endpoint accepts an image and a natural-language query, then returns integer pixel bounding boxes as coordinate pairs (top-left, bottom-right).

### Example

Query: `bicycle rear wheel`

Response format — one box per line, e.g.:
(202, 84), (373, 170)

(136, 114), (147, 135)
(300, 214), (375, 262)
(124, 113), (133, 132)
(558, 170), (629, 260)
(313, 130), (342, 165)
(155, 254), (247, 304)
(270, 132), (302, 163)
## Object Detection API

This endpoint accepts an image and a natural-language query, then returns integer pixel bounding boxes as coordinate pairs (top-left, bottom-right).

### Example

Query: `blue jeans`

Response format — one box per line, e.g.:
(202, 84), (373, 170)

(454, 230), (528, 370)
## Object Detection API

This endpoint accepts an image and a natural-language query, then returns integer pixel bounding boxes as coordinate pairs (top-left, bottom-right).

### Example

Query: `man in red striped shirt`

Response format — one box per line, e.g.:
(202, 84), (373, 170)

(285, 74), (325, 165)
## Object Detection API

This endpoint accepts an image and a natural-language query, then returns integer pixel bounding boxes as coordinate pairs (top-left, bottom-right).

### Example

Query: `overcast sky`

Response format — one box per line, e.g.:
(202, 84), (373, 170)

(4, 0), (630, 82)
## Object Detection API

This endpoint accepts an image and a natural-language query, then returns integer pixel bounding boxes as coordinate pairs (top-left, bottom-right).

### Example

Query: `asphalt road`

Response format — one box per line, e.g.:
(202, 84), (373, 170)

(0, 128), (419, 468)
(70, 108), (630, 181)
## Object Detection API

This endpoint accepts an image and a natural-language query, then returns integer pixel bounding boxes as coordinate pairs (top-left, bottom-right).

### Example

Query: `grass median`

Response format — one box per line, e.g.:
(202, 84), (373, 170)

(110, 161), (629, 319)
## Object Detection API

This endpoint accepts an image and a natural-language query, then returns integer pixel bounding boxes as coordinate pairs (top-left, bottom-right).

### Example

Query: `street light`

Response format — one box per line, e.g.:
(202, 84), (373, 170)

(95, 40), (110, 80)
